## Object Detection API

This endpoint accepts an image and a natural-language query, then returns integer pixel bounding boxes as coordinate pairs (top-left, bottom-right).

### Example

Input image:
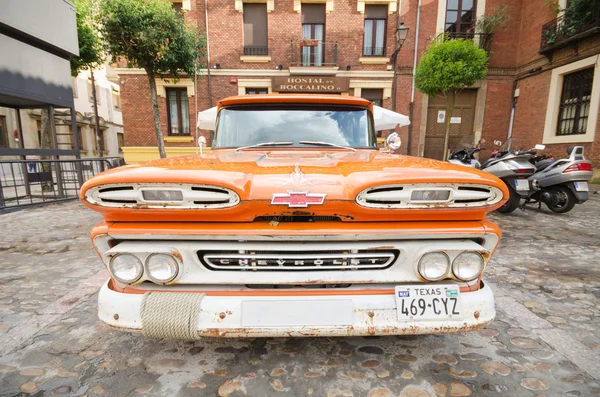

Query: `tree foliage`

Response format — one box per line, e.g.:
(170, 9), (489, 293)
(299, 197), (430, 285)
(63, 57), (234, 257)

(414, 38), (488, 160)
(99, 0), (206, 158)
(99, 0), (204, 77)
(70, 0), (104, 76)
(414, 38), (488, 98)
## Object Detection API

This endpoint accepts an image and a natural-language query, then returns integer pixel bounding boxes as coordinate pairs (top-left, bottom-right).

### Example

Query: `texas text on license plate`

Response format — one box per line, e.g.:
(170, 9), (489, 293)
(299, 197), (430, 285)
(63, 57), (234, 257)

(395, 285), (462, 321)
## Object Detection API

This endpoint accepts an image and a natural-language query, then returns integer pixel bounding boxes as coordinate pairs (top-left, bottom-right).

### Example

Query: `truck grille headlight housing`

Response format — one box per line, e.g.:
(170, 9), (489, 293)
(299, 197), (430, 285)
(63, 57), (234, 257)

(452, 251), (484, 281)
(418, 252), (450, 281)
(356, 184), (503, 208)
(109, 253), (143, 284)
(145, 253), (179, 283)
(141, 189), (184, 202)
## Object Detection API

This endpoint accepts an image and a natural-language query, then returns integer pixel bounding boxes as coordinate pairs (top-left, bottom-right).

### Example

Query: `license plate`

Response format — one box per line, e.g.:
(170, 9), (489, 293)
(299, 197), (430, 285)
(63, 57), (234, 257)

(515, 179), (530, 191)
(395, 285), (462, 321)
(574, 181), (589, 192)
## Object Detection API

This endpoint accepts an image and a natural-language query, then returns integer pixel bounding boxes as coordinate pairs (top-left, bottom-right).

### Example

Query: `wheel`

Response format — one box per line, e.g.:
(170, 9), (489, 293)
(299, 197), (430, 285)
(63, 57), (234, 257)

(546, 185), (576, 213)
(497, 186), (520, 214)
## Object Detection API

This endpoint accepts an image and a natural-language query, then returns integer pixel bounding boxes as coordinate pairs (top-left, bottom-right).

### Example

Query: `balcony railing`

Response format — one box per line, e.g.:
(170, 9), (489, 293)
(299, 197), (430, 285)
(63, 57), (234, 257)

(362, 47), (387, 57)
(540, 7), (600, 54)
(243, 46), (269, 56)
(290, 40), (338, 67)
(443, 32), (493, 53)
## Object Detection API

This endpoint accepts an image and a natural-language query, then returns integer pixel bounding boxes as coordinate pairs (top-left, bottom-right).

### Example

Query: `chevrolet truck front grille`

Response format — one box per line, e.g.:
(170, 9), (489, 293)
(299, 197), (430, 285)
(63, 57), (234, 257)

(198, 250), (399, 271)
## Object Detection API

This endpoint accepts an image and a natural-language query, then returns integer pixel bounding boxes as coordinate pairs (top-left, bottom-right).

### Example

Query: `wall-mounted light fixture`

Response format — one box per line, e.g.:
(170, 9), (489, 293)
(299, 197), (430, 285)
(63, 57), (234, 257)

(215, 63), (221, 69)
(346, 65), (351, 71)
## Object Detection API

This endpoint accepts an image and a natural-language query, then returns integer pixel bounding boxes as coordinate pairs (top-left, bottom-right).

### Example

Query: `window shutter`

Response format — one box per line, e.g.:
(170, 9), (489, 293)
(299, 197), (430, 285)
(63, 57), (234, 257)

(301, 3), (326, 24)
(364, 5), (387, 19)
(243, 3), (268, 48)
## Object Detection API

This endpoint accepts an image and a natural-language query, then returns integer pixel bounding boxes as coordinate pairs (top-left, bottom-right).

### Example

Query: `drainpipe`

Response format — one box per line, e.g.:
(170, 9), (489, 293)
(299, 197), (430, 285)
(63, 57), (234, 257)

(507, 67), (543, 150)
(407, 0), (421, 155)
(204, 0), (213, 108)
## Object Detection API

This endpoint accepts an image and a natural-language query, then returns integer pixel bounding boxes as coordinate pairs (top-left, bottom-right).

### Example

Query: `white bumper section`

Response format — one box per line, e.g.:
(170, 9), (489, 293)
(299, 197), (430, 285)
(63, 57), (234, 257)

(98, 281), (496, 338)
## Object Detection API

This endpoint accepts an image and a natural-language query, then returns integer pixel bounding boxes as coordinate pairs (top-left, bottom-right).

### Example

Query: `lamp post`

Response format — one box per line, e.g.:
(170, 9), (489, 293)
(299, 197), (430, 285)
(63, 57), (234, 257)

(391, 23), (409, 113)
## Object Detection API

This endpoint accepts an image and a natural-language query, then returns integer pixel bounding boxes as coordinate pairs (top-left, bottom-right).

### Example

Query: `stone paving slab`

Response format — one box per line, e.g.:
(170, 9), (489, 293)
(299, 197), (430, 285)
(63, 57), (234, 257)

(0, 196), (599, 396)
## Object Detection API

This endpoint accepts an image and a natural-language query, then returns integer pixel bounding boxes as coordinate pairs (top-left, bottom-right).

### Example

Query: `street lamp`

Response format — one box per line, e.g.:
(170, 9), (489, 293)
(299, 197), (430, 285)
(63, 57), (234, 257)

(391, 23), (409, 113)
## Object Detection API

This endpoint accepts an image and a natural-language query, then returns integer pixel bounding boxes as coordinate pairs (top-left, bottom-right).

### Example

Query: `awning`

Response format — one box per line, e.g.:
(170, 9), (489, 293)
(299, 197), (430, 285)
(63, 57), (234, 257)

(196, 105), (410, 131)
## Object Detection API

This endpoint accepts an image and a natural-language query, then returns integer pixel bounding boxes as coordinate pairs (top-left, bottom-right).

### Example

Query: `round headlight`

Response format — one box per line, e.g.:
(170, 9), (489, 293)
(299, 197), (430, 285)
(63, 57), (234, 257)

(145, 253), (179, 283)
(418, 252), (450, 281)
(452, 251), (485, 281)
(109, 253), (143, 284)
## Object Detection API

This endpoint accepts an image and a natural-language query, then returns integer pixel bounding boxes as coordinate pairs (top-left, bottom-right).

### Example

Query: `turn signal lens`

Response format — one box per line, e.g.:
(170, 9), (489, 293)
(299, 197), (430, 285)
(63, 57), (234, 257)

(141, 189), (184, 202)
(109, 253), (143, 284)
(418, 252), (450, 281)
(145, 253), (179, 283)
(452, 251), (484, 281)
(411, 190), (451, 202)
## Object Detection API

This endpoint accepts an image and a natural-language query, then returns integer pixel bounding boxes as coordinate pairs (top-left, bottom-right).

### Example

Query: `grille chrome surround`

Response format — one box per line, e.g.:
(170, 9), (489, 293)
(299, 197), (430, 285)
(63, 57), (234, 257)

(85, 183), (240, 209)
(356, 184), (503, 209)
(200, 250), (398, 271)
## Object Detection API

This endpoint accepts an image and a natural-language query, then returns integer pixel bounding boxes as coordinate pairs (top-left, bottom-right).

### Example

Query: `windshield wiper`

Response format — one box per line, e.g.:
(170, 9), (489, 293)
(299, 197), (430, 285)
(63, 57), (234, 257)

(235, 142), (294, 151)
(299, 141), (356, 151)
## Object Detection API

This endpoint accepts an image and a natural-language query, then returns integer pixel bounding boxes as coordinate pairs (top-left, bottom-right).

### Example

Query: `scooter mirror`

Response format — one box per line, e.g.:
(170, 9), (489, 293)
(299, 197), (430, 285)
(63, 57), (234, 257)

(198, 136), (207, 148)
(534, 144), (545, 150)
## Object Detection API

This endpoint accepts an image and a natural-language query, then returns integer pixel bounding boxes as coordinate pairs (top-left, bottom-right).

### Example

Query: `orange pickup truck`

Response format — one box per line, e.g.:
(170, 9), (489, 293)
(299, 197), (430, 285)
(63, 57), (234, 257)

(81, 94), (507, 338)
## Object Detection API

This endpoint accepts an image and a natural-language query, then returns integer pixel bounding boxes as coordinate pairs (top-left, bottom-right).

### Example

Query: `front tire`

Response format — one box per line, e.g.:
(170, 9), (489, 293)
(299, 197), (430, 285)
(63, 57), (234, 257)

(497, 186), (520, 214)
(546, 185), (576, 213)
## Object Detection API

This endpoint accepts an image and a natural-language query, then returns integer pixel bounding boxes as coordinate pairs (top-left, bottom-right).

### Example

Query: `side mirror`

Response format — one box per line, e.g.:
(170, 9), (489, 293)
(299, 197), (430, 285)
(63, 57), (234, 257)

(494, 140), (502, 146)
(534, 144), (545, 150)
(198, 136), (207, 148)
(386, 132), (402, 151)
(478, 138), (486, 145)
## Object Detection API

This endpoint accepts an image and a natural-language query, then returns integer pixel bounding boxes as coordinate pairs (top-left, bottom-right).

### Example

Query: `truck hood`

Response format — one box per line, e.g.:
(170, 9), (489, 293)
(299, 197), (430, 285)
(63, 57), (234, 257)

(81, 149), (508, 222)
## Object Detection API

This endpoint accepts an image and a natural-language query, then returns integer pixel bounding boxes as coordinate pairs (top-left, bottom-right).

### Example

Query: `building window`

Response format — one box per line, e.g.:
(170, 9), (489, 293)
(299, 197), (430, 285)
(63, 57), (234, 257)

(445, 0), (476, 34)
(557, 67), (594, 136)
(98, 129), (106, 154)
(301, 3), (326, 66)
(0, 116), (8, 148)
(243, 3), (268, 55)
(112, 89), (121, 110)
(361, 88), (384, 107)
(166, 88), (190, 135)
(172, 1), (183, 16)
(117, 132), (124, 153)
(363, 5), (387, 56)
(246, 87), (269, 95)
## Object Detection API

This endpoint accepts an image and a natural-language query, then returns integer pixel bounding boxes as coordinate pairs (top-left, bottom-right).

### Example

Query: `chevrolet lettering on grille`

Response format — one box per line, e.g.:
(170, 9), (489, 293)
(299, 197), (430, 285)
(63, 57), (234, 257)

(271, 191), (326, 208)
(201, 252), (398, 271)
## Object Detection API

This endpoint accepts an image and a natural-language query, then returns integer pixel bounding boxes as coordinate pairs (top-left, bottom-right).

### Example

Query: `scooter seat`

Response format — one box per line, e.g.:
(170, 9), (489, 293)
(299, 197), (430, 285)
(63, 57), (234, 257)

(534, 158), (556, 171)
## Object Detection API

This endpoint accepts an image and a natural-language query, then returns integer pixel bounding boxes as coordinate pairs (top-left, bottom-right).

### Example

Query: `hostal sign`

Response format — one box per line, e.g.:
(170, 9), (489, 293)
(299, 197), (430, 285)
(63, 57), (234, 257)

(272, 76), (349, 93)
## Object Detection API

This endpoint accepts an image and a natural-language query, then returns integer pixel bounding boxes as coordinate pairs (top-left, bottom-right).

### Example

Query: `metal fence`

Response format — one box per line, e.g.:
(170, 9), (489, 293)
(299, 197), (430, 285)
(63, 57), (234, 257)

(0, 157), (124, 211)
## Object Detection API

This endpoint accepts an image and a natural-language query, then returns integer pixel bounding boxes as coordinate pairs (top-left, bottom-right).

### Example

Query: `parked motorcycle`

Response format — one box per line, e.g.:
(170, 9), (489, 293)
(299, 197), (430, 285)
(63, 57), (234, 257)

(448, 140), (483, 169)
(524, 146), (593, 213)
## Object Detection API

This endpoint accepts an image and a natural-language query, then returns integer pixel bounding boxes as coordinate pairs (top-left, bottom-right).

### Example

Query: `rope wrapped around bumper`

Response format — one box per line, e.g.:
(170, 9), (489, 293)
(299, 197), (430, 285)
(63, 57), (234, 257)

(140, 292), (206, 340)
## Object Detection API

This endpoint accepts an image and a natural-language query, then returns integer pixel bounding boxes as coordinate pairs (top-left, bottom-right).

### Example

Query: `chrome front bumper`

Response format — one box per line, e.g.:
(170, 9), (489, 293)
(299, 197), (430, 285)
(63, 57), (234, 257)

(98, 280), (495, 338)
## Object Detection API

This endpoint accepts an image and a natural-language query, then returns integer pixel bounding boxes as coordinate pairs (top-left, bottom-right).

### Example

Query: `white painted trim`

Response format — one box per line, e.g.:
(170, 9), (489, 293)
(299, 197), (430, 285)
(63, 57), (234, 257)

(116, 67), (394, 78)
(294, 0), (333, 13)
(436, 0), (486, 34)
(349, 79), (393, 99)
(240, 55), (272, 63)
(289, 66), (339, 76)
(542, 55), (600, 144)
(235, 0), (274, 13)
(357, 0), (397, 14)
(359, 57), (390, 65)
(155, 78), (195, 97)
(236, 78), (273, 95)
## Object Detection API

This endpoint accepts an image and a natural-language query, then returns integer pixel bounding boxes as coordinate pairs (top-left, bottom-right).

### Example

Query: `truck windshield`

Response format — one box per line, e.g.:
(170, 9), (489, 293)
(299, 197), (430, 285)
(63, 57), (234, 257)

(213, 106), (378, 149)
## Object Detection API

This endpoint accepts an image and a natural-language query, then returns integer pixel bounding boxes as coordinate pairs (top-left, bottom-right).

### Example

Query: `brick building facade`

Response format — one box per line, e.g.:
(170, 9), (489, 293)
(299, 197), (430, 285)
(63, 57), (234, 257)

(116, 0), (600, 179)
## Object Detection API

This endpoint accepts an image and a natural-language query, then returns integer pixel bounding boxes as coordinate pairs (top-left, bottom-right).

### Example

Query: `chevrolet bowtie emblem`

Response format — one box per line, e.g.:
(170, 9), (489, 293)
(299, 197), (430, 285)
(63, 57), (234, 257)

(271, 191), (326, 208)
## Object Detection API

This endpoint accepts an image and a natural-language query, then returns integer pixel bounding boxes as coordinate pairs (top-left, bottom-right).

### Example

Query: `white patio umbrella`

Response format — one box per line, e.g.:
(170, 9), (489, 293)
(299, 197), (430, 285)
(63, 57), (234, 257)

(373, 105), (411, 130)
(196, 106), (218, 130)
(197, 104), (410, 131)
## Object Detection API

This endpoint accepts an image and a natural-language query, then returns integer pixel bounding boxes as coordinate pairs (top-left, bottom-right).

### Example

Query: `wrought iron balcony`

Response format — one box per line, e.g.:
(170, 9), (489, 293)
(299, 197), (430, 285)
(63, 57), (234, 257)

(290, 40), (338, 67)
(243, 46), (269, 56)
(362, 47), (387, 57)
(540, 7), (600, 54)
(443, 32), (493, 53)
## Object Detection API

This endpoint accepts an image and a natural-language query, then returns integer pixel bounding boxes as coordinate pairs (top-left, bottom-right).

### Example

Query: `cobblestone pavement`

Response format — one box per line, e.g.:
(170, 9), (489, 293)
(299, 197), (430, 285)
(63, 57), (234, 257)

(1, 193), (599, 397)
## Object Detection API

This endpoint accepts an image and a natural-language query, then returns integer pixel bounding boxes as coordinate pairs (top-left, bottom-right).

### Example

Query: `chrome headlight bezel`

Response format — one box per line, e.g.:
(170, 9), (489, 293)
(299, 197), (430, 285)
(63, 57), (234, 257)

(418, 251), (451, 281)
(108, 253), (144, 284)
(144, 253), (180, 283)
(452, 251), (485, 281)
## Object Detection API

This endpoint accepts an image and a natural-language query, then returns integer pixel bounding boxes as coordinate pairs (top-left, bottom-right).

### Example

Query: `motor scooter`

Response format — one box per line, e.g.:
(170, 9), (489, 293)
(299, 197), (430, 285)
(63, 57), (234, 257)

(524, 146), (593, 213)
